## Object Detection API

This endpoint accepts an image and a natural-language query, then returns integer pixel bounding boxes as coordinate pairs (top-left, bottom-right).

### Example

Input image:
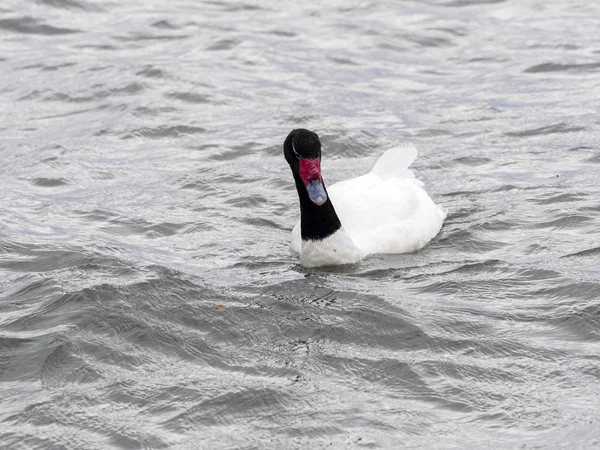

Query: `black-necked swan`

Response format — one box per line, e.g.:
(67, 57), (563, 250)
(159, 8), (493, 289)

(284, 128), (445, 268)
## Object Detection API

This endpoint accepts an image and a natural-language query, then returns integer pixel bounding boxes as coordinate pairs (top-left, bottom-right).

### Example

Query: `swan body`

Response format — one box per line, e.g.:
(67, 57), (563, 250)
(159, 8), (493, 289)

(284, 129), (445, 268)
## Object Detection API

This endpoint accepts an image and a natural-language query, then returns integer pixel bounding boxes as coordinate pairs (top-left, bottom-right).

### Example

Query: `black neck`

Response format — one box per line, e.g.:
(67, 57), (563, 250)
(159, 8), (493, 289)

(293, 173), (341, 241)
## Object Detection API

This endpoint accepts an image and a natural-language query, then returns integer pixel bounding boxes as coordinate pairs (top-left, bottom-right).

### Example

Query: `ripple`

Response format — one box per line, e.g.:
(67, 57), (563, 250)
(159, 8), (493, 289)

(100, 217), (188, 238)
(440, 0), (506, 6)
(532, 192), (588, 205)
(561, 246), (600, 259)
(453, 156), (492, 166)
(265, 29), (297, 38)
(586, 153), (600, 163)
(35, 0), (103, 11)
(535, 282), (600, 302)
(534, 214), (594, 230)
(525, 62), (600, 73)
(504, 122), (585, 137)
(30, 177), (69, 187)
(136, 66), (168, 79)
(206, 38), (240, 51)
(151, 20), (179, 30)
(328, 56), (361, 66)
(114, 33), (188, 42)
(165, 91), (211, 103)
(0, 16), (79, 35)
(124, 125), (206, 139)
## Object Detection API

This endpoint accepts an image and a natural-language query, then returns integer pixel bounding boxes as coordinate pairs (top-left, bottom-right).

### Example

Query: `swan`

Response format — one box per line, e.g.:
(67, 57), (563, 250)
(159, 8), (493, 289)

(284, 128), (445, 268)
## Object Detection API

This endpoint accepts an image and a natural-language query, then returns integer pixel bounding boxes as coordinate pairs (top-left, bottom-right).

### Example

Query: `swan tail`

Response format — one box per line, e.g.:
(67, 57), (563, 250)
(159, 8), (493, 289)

(370, 144), (418, 180)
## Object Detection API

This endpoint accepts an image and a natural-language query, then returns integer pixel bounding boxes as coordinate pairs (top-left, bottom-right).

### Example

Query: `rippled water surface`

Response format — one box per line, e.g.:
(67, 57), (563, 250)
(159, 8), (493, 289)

(2, 0), (600, 448)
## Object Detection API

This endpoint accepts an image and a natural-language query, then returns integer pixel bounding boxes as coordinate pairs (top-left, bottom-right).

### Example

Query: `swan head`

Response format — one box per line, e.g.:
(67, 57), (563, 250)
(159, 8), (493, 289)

(284, 129), (327, 206)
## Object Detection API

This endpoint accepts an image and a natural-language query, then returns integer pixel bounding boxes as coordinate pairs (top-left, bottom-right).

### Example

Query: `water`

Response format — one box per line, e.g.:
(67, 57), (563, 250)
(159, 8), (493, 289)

(1, 0), (600, 447)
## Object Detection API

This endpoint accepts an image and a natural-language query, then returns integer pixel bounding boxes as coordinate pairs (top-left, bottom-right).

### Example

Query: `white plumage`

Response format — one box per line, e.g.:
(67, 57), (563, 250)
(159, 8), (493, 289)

(291, 144), (445, 267)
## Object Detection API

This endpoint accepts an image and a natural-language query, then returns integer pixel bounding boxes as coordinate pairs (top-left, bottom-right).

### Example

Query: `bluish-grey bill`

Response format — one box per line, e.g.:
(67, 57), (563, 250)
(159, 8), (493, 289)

(306, 179), (327, 206)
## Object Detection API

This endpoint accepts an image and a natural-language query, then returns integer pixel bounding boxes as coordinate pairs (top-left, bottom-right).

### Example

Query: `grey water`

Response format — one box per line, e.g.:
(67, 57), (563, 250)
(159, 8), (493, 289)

(1, 0), (599, 448)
